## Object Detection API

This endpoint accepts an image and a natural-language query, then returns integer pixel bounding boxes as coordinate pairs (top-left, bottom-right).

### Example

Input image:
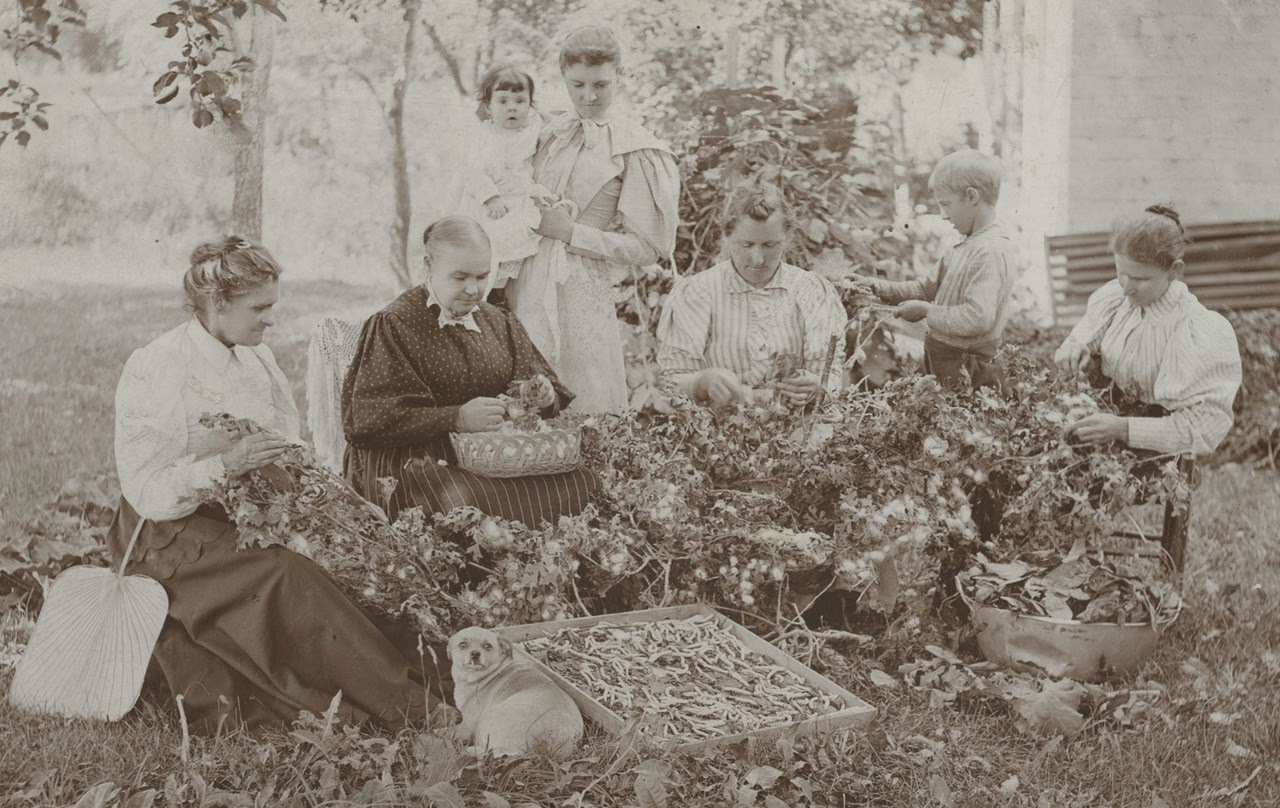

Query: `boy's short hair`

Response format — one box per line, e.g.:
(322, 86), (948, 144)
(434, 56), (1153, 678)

(929, 149), (1002, 205)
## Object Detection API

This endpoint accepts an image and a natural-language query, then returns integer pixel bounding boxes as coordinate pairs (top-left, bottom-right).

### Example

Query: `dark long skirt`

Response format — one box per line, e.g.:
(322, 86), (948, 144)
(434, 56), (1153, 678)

(107, 499), (446, 734)
(346, 439), (600, 525)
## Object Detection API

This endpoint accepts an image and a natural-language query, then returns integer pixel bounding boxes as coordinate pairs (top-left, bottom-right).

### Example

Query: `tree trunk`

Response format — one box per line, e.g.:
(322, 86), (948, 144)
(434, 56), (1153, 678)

(981, 0), (1000, 155)
(999, 0), (1025, 161)
(769, 33), (788, 91)
(484, 0), (503, 71)
(231, 4), (275, 242)
(387, 0), (420, 290)
(725, 28), (740, 86)
(889, 86), (908, 171)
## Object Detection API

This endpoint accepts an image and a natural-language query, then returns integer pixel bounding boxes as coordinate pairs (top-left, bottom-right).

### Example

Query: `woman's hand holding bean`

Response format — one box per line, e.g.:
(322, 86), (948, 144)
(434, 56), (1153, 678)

(221, 432), (290, 478)
(1064, 413), (1129, 445)
(776, 370), (822, 404)
(458, 397), (507, 432)
(1055, 341), (1090, 374)
(693, 368), (746, 406)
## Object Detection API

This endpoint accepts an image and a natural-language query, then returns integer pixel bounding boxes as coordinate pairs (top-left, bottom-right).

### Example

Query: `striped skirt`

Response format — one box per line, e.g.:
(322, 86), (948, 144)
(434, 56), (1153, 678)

(345, 439), (600, 526)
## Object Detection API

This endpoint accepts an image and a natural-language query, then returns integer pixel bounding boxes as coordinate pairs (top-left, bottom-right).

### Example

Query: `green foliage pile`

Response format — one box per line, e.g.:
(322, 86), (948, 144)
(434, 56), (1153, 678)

(0, 473), (113, 614)
(174, 349), (1188, 645)
(1217, 309), (1280, 467)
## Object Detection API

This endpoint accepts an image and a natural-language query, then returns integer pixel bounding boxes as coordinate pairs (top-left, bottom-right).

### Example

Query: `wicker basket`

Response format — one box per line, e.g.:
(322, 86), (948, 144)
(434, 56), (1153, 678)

(450, 426), (582, 478)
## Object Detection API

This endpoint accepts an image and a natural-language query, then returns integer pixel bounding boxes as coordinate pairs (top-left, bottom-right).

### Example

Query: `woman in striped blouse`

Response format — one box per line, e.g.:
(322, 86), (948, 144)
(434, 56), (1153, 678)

(657, 182), (848, 408)
(1055, 204), (1242, 455)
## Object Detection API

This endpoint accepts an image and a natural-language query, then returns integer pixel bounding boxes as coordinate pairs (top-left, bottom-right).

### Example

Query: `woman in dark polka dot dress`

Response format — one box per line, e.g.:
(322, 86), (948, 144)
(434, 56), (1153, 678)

(341, 217), (600, 524)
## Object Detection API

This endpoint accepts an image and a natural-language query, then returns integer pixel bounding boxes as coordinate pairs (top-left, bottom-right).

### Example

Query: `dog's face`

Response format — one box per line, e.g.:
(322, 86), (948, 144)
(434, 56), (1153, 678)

(448, 626), (513, 678)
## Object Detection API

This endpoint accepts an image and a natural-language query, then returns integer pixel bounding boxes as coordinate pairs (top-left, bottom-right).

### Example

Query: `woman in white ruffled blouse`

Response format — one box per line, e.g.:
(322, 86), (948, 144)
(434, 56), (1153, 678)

(108, 236), (438, 733)
(1055, 205), (1242, 456)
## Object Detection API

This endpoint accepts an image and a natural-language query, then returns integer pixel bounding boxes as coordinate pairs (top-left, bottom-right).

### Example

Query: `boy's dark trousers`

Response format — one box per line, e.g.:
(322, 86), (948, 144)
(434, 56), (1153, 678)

(923, 334), (1004, 391)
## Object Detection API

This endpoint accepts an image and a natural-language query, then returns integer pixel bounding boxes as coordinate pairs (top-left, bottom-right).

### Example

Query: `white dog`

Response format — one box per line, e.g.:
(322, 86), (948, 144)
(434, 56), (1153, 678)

(448, 626), (584, 757)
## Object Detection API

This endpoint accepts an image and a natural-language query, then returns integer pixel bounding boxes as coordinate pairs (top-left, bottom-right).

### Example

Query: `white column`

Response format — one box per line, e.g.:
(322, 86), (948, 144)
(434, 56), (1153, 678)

(1018, 0), (1075, 323)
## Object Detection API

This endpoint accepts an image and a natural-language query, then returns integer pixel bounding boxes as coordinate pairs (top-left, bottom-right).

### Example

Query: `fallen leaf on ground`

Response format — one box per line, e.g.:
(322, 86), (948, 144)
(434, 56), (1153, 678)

(868, 669), (899, 688)
(1225, 739), (1253, 758)
(928, 773), (954, 807)
(1011, 679), (1089, 737)
(746, 766), (783, 789)
(1180, 657), (1212, 678)
(1200, 764), (1262, 798)
(925, 644), (963, 665)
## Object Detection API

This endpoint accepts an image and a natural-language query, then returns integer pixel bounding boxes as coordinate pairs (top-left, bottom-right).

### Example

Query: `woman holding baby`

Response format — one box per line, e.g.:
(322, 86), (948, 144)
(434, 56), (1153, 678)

(505, 26), (681, 414)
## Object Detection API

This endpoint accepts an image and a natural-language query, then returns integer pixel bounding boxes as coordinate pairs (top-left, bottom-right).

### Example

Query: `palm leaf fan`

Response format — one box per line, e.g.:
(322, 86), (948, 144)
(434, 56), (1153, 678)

(7, 517), (168, 720)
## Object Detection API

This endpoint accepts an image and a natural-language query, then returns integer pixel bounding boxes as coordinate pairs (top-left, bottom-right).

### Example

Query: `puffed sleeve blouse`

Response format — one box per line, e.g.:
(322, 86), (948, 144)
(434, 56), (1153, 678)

(1054, 279), (1242, 455)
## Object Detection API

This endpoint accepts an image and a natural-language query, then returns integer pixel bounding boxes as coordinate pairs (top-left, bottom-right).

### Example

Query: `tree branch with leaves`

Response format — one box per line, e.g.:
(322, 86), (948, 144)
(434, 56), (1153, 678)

(149, 0), (286, 131)
(0, 0), (84, 147)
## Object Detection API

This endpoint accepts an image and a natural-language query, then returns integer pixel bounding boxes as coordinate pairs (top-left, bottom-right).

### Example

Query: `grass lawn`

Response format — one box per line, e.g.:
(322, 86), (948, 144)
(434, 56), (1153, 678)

(0, 280), (391, 524)
(1, 284), (1278, 807)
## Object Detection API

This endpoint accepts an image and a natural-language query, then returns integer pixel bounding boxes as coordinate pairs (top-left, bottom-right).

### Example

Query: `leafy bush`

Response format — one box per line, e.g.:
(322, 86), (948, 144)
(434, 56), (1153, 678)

(1217, 309), (1280, 467)
(171, 349), (1189, 644)
(668, 85), (908, 278)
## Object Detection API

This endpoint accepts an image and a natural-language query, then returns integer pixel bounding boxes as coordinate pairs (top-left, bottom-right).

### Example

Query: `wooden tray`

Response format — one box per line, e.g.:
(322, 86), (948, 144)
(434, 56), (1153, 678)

(493, 603), (876, 752)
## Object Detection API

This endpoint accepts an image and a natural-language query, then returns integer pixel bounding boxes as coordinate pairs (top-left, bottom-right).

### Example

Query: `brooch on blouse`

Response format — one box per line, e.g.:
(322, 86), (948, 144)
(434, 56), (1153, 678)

(186, 375), (225, 406)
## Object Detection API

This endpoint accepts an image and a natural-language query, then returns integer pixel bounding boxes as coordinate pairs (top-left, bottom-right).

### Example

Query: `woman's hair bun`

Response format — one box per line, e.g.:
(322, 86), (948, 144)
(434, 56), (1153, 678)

(1144, 203), (1183, 233)
(189, 235), (248, 267)
(183, 235), (282, 315)
(1111, 204), (1187, 268)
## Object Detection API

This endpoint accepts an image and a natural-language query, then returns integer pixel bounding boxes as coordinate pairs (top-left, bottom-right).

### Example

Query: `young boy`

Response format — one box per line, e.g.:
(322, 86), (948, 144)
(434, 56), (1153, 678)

(862, 149), (1019, 389)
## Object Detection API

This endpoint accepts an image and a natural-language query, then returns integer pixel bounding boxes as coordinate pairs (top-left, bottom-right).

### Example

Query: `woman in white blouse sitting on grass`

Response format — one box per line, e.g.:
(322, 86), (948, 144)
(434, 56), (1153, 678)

(1055, 204), (1242, 455)
(657, 181), (848, 408)
(108, 236), (439, 734)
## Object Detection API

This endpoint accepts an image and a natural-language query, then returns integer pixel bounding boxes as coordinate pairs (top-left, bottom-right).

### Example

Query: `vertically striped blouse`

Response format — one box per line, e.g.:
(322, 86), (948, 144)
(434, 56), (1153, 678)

(657, 261), (848, 397)
(1055, 279), (1242, 455)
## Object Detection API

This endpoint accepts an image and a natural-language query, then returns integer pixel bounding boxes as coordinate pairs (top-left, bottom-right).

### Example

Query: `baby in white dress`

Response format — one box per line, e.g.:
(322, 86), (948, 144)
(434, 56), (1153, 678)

(473, 66), (574, 290)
